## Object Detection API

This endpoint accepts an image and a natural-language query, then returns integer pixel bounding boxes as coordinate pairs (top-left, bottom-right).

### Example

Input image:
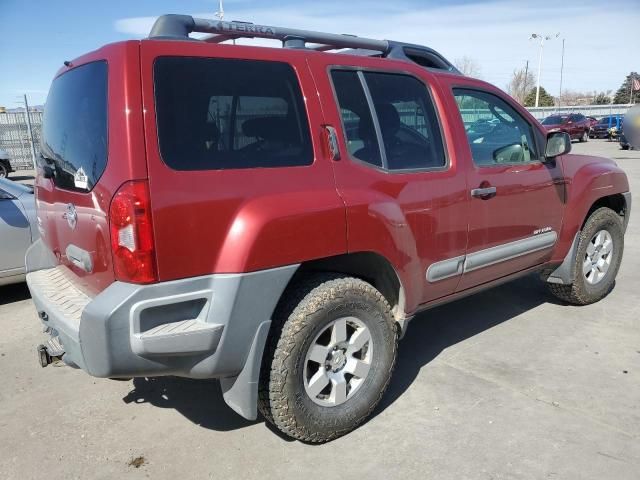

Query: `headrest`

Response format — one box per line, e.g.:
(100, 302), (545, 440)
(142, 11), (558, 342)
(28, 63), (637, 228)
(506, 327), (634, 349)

(375, 104), (400, 134)
(242, 117), (294, 142)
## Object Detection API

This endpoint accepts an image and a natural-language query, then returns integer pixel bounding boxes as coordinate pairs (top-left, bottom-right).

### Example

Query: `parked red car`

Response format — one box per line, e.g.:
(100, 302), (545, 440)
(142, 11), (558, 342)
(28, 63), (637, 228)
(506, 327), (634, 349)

(541, 113), (591, 142)
(27, 15), (631, 442)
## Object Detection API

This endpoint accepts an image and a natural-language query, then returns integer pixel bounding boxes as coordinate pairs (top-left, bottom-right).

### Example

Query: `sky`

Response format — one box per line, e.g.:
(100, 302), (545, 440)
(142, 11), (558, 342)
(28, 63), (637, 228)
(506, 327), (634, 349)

(0, 0), (639, 107)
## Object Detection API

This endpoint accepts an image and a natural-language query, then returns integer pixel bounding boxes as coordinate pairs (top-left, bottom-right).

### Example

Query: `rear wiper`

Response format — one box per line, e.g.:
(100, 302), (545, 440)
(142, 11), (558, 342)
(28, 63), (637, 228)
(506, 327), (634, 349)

(38, 153), (56, 179)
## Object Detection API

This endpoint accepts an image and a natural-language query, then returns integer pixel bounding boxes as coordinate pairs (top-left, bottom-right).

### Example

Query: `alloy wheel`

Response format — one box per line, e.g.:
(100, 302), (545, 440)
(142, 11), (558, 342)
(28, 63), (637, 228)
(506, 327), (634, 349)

(583, 229), (613, 285)
(303, 316), (373, 407)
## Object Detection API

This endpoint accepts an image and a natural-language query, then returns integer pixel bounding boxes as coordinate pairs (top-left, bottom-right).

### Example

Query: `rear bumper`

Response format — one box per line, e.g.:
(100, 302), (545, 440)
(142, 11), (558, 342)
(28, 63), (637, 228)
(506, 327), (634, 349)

(26, 241), (298, 382)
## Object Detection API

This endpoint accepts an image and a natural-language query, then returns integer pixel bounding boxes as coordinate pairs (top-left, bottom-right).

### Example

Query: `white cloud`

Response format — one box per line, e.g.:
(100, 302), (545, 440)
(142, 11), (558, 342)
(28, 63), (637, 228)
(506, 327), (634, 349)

(114, 1), (640, 94)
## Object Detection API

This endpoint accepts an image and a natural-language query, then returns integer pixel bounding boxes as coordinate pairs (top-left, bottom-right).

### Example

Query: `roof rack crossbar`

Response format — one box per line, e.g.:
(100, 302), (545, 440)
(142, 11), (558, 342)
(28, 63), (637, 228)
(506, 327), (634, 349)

(148, 15), (461, 74)
(149, 14), (389, 52)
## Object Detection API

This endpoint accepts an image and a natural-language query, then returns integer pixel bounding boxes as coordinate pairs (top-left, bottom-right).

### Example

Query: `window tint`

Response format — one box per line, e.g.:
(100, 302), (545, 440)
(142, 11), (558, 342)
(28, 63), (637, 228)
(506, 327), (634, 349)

(541, 115), (568, 125)
(155, 57), (313, 170)
(454, 89), (539, 166)
(364, 72), (445, 170)
(330, 70), (382, 167)
(331, 70), (445, 170)
(41, 61), (108, 192)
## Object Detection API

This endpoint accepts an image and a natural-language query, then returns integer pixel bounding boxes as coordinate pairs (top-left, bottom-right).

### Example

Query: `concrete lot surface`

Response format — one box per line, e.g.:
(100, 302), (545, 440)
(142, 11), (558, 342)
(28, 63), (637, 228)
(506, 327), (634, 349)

(0, 140), (638, 479)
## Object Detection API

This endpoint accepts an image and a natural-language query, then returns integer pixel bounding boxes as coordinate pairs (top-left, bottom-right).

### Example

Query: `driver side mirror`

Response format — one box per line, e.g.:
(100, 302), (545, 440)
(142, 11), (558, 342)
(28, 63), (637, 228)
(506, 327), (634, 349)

(545, 131), (571, 159)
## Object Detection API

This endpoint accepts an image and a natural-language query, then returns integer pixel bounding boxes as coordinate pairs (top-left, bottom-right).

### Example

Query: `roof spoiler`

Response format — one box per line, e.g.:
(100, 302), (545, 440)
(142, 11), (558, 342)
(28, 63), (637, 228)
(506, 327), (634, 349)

(148, 14), (460, 74)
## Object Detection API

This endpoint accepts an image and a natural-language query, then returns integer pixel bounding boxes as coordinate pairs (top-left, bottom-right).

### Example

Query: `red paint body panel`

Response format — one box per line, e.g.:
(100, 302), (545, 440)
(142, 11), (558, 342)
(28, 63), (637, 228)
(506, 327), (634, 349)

(435, 75), (566, 290)
(139, 41), (346, 279)
(550, 155), (629, 263)
(306, 55), (469, 313)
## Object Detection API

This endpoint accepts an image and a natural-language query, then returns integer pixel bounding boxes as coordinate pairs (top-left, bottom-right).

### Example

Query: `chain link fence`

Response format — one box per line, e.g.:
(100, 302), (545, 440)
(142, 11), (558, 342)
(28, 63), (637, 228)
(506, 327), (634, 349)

(0, 103), (634, 172)
(0, 111), (42, 171)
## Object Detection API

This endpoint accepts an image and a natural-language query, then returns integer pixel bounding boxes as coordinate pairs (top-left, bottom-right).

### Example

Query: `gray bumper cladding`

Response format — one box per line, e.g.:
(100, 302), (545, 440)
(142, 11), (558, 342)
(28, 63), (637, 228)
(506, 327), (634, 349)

(129, 290), (223, 356)
(26, 240), (299, 419)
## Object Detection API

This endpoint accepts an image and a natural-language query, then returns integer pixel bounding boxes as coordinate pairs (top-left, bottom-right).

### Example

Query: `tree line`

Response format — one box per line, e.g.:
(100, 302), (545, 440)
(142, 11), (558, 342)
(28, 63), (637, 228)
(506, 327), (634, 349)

(453, 58), (638, 107)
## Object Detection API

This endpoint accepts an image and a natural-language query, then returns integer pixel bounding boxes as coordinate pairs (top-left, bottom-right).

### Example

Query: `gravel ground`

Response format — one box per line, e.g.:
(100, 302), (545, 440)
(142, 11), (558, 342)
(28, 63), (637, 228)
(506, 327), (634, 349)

(0, 139), (638, 479)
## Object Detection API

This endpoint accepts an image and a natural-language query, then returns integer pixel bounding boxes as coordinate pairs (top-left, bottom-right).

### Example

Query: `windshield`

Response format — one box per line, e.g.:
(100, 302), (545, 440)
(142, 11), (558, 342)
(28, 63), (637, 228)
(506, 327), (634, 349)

(41, 61), (108, 192)
(598, 117), (616, 125)
(542, 115), (567, 125)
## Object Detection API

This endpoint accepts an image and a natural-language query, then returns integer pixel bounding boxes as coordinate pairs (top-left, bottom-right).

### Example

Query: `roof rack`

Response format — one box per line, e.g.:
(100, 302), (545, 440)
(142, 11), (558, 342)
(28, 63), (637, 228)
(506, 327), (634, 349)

(148, 14), (460, 74)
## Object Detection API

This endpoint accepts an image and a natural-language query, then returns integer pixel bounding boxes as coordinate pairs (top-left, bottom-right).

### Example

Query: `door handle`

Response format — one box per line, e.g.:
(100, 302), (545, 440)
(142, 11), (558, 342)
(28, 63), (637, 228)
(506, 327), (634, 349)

(470, 186), (497, 199)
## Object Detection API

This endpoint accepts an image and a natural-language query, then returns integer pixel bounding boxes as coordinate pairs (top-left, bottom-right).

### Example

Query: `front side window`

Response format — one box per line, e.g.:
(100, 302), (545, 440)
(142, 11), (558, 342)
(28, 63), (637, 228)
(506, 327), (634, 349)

(454, 88), (539, 166)
(331, 70), (446, 171)
(154, 57), (313, 170)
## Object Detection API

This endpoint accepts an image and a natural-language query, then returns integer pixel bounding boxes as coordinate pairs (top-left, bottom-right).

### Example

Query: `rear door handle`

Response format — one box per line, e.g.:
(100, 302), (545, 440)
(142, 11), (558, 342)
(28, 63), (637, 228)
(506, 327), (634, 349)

(470, 186), (497, 199)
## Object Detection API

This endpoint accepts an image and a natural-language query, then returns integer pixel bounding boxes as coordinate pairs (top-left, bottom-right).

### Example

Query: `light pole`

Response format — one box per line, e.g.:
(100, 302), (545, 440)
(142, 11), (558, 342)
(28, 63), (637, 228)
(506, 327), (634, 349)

(530, 33), (559, 107)
(558, 38), (565, 108)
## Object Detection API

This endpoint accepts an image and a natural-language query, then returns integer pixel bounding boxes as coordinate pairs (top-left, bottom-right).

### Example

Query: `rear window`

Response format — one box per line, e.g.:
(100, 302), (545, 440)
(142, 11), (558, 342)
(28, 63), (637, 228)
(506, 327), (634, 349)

(41, 61), (108, 192)
(154, 57), (313, 170)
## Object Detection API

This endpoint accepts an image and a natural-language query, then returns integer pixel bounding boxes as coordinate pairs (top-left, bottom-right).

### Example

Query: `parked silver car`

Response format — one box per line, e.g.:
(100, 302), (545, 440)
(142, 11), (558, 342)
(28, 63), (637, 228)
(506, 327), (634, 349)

(0, 178), (38, 286)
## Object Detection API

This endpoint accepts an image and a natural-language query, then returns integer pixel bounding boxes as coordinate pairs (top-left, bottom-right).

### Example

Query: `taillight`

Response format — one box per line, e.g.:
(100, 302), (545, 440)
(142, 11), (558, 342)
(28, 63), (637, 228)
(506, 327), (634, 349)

(109, 180), (157, 284)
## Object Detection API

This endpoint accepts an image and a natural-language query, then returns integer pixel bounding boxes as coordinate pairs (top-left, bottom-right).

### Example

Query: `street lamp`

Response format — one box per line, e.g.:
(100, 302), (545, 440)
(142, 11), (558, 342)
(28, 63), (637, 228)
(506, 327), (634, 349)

(530, 33), (559, 107)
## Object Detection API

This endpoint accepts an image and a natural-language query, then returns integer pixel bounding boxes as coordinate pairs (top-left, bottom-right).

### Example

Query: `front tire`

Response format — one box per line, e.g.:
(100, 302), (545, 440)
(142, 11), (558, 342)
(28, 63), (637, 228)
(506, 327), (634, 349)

(579, 130), (588, 142)
(548, 207), (624, 305)
(258, 275), (398, 442)
(0, 162), (8, 178)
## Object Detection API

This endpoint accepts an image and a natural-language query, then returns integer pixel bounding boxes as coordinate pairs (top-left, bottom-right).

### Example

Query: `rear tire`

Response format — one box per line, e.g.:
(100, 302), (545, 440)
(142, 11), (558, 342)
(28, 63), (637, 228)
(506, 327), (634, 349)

(0, 162), (8, 178)
(258, 275), (398, 442)
(548, 207), (624, 305)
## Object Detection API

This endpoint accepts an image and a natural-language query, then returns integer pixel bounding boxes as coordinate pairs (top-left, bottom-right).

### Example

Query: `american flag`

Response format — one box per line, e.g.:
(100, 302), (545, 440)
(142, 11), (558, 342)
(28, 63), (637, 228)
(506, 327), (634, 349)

(633, 77), (640, 91)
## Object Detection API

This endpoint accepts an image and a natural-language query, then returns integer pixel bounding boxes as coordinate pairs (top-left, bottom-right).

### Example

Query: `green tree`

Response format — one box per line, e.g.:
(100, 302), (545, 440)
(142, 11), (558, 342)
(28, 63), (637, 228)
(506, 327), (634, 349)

(592, 92), (611, 105)
(613, 72), (639, 104)
(524, 86), (555, 107)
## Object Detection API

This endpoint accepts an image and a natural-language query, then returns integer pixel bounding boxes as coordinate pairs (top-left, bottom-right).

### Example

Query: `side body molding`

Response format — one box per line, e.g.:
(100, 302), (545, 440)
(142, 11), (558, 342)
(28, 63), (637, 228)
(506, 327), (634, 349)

(427, 231), (558, 282)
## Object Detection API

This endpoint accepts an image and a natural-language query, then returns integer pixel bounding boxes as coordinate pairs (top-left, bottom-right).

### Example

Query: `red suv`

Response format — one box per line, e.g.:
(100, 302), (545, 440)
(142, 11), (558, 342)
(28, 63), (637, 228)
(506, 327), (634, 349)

(28, 15), (631, 442)
(541, 113), (591, 142)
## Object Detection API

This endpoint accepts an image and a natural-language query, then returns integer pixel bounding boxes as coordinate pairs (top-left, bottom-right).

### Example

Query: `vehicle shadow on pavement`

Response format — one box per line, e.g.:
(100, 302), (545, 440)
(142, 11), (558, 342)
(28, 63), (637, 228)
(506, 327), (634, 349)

(373, 273), (558, 416)
(122, 376), (256, 431)
(119, 273), (561, 437)
(0, 282), (31, 306)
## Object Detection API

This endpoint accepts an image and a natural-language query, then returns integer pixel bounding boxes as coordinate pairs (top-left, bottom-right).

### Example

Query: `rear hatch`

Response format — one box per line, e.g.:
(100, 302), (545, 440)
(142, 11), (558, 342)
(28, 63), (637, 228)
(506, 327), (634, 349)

(36, 42), (148, 295)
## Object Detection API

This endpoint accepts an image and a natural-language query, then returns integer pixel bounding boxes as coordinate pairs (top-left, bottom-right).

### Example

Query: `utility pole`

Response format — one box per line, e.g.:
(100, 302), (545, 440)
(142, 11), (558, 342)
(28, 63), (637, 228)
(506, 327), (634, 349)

(530, 33), (559, 108)
(23, 94), (37, 170)
(558, 38), (565, 108)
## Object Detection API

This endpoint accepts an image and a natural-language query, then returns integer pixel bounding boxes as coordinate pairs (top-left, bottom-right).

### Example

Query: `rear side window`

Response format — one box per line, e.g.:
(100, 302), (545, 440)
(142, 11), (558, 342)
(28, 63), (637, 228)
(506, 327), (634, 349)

(41, 61), (108, 192)
(154, 57), (313, 170)
(363, 72), (445, 170)
(331, 70), (445, 171)
(330, 70), (383, 167)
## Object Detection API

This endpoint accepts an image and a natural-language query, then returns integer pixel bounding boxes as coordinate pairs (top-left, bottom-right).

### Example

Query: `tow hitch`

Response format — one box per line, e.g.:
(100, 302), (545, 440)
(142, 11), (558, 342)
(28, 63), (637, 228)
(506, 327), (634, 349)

(37, 336), (65, 367)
